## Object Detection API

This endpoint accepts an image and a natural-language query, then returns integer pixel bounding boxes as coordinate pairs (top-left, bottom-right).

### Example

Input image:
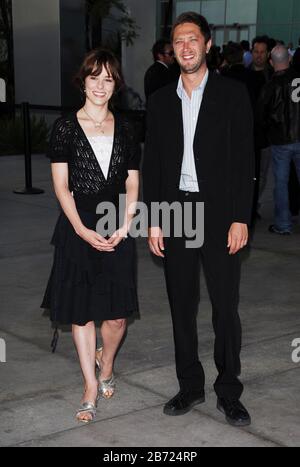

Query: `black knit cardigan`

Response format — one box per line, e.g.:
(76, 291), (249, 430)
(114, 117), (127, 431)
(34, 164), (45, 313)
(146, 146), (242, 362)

(47, 112), (141, 211)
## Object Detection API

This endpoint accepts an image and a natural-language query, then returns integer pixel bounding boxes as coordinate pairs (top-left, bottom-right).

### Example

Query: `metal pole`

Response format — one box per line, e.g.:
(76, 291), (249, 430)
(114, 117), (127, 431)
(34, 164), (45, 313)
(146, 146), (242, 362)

(23, 101), (32, 188)
(13, 102), (44, 194)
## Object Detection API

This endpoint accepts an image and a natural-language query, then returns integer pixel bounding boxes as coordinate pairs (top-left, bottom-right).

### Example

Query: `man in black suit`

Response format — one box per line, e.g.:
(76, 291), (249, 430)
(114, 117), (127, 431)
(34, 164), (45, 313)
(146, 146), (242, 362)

(144, 39), (176, 100)
(220, 42), (256, 109)
(143, 12), (254, 427)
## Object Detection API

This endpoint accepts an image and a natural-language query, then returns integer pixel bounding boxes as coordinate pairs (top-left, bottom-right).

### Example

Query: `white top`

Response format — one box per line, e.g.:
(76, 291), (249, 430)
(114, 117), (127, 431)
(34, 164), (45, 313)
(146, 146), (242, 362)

(87, 135), (113, 179)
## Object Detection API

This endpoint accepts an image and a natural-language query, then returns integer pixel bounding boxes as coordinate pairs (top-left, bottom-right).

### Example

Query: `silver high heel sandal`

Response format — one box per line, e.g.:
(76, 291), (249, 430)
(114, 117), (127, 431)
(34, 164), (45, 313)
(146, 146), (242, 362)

(76, 399), (98, 423)
(95, 347), (116, 399)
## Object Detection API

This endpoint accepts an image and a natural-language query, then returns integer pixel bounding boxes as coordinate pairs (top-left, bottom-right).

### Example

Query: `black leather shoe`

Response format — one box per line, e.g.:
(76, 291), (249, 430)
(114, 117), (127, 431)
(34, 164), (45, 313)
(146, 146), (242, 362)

(217, 398), (251, 427)
(163, 391), (205, 416)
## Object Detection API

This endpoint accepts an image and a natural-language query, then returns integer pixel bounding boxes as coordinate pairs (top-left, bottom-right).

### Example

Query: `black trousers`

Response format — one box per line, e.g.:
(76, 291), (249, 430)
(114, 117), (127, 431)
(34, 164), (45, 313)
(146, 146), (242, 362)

(163, 191), (243, 400)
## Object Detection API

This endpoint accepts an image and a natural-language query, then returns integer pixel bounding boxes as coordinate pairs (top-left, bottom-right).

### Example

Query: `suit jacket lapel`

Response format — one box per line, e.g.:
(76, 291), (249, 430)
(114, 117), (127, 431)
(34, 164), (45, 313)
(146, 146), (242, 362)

(170, 88), (184, 174)
(194, 71), (218, 153)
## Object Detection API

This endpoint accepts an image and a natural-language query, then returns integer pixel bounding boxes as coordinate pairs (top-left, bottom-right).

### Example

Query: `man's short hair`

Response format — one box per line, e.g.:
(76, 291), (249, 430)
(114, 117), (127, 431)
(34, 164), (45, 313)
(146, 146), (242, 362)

(293, 48), (300, 70)
(241, 40), (250, 52)
(252, 35), (270, 51)
(224, 43), (244, 66)
(171, 12), (211, 44)
(152, 39), (171, 61)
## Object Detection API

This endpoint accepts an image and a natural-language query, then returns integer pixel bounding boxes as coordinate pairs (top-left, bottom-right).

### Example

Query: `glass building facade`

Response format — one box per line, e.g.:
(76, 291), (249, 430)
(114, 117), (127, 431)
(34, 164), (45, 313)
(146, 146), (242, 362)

(158, 0), (300, 47)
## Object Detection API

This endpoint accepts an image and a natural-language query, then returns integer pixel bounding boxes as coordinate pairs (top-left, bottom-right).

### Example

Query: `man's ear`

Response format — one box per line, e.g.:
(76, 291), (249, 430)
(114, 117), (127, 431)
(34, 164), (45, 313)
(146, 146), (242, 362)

(206, 39), (212, 54)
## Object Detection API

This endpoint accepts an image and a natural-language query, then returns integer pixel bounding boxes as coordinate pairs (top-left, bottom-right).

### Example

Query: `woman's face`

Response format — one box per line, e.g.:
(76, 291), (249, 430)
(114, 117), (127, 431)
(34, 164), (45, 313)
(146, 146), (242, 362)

(85, 64), (115, 106)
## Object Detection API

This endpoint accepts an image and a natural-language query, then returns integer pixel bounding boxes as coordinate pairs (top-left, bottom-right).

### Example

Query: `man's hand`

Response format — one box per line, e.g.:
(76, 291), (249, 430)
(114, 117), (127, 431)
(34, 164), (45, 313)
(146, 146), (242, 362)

(148, 227), (165, 258)
(227, 223), (248, 255)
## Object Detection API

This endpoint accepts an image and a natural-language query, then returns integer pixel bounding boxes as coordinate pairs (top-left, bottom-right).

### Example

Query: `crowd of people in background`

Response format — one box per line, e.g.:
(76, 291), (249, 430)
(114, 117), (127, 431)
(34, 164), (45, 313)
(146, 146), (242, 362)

(144, 35), (300, 235)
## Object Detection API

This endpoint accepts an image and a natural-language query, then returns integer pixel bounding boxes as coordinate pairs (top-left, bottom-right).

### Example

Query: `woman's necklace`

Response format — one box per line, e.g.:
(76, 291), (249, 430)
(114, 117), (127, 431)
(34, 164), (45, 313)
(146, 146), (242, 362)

(82, 107), (109, 133)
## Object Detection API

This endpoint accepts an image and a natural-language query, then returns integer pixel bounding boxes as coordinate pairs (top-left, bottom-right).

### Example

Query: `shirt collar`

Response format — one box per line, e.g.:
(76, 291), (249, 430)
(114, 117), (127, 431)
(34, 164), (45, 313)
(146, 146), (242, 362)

(177, 69), (209, 99)
(156, 60), (169, 69)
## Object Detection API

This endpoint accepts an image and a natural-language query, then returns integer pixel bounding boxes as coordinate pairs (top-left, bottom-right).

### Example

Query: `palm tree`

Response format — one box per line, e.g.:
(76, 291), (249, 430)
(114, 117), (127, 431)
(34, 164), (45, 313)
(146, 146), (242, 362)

(0, 0), (14, 103)
(163, 0), (174, 38)
(85, 0), (139, 51)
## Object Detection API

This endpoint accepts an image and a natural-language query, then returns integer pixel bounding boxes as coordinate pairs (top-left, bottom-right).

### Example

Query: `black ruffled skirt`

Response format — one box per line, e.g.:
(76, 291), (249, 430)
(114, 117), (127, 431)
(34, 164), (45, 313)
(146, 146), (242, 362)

(41, 209), (138, 326)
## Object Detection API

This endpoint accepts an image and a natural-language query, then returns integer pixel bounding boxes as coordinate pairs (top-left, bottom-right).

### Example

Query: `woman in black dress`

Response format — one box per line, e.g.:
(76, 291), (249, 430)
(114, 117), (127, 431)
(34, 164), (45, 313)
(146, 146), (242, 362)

(41, 49), (140, 422)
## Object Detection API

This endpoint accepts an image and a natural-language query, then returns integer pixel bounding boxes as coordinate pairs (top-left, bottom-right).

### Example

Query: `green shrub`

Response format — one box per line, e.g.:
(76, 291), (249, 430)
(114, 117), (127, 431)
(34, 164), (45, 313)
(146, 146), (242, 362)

(0, 115), (50, 155)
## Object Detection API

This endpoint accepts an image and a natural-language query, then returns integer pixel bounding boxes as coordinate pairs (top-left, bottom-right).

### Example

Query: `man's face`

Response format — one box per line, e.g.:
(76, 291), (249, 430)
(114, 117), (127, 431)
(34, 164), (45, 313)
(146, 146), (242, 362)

(173, 22), (211, 74)
(252, 42), (269, 69)
(159, 44), (175, 66)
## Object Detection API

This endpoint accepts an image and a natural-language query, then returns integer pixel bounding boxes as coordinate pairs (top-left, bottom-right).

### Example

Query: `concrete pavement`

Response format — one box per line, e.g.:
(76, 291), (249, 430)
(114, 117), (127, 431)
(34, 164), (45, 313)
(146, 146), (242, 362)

(0, 154), (299, 447)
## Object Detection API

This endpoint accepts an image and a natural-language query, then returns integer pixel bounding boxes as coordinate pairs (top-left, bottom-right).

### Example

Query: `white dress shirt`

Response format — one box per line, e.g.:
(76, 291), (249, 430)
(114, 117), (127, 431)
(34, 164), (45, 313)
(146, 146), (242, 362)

(177, 69), (209, 192)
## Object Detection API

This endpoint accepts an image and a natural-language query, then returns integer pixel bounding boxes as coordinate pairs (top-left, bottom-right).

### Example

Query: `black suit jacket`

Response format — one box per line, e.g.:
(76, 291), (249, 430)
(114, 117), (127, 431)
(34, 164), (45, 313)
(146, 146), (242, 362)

(220, 64), (257, 110)
(143, 71), (255, 229)
(144, 62), (174, 100)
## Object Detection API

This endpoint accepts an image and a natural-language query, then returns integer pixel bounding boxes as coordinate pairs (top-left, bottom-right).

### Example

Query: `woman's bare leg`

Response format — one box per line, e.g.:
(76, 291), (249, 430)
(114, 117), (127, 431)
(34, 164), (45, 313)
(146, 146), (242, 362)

(72, 321), (98, 421)
(99, 319), (127, 382)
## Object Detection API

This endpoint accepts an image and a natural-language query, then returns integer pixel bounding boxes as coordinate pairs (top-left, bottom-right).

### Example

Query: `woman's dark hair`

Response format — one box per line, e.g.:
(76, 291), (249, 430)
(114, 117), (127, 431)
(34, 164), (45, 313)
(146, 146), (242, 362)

(74, 48), (124, 94)
(171, 12), (211, 44)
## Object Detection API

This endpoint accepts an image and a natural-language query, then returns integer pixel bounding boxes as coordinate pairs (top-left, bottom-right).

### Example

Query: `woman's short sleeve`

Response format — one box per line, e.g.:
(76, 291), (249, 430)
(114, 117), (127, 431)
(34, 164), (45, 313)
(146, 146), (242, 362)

(126, 120), (141, 170)
(47, 118), (71, 163)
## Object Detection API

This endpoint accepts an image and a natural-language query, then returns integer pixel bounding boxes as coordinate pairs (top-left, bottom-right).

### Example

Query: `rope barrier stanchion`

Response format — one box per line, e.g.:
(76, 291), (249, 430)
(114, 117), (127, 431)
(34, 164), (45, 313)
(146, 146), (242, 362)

(13, 102), (44, 195)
